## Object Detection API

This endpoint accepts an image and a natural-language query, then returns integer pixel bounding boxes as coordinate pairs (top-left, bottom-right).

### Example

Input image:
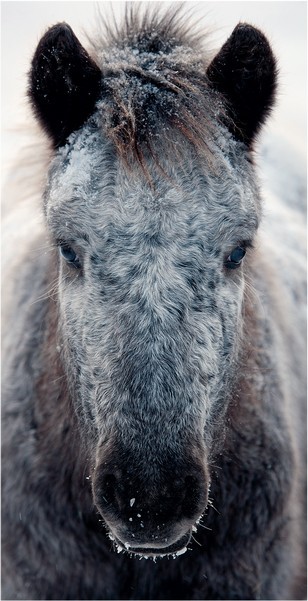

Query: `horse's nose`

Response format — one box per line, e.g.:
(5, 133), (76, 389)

(93, 459), (208, 554)
(98, 471), (206, 520)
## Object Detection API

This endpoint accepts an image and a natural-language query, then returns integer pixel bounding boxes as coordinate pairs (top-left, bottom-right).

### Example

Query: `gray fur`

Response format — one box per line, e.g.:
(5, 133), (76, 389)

(2, 6), (306, 600)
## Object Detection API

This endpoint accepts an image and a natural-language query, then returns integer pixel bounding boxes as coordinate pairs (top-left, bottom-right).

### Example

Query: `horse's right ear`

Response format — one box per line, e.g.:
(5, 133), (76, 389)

(207, 24), (277, 146)
(28, 23), (102, 147)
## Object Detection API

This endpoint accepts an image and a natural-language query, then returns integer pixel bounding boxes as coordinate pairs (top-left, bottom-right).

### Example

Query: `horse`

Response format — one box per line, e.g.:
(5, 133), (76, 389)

(2, 6), (306, 600)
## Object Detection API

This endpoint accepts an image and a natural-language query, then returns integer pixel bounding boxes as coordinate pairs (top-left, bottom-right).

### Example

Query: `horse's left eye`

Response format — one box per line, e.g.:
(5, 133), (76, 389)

(225, 246), (246, 270)
(59, 245), (81, 268)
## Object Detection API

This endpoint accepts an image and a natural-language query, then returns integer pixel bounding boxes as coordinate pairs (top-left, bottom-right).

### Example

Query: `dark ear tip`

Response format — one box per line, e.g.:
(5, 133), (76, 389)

(41, 22), (73, 37)
(33, 23), (80, 57)
(232, 22), (263, 35)
(229, 22), (276, 56)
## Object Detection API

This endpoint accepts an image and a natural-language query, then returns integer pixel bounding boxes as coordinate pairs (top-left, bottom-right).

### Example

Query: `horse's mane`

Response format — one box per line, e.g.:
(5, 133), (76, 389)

(88, 4), (224, 171)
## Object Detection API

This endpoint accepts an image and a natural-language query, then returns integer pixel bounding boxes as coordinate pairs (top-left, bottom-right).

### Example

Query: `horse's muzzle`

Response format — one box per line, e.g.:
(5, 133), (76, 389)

(92, 445), (209, 558)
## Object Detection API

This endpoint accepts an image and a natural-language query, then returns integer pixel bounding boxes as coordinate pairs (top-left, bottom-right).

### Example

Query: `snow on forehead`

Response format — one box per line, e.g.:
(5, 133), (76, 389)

(45, 104), (259, 231)
(47, 120), (103, 210)
(95, 40), (205, 73)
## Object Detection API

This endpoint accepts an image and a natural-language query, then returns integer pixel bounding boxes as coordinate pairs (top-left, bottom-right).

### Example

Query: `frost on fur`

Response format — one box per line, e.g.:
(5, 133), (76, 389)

(2, 5), (306, 601)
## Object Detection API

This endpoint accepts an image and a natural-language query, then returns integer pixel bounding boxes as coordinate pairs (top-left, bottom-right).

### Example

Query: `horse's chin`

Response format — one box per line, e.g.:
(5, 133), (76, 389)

(113, 529), (192, 559)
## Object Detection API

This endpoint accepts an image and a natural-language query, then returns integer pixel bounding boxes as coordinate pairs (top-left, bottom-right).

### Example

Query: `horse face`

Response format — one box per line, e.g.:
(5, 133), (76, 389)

(34, 14), (275, 556)
(45, 121), (260, 555)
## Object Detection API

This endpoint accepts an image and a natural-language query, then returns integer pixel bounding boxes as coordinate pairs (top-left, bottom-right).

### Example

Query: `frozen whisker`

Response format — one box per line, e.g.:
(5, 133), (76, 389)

(207, 499), (220, 514)
(197, 522), (212, 531)
(191, 535), (202, 547)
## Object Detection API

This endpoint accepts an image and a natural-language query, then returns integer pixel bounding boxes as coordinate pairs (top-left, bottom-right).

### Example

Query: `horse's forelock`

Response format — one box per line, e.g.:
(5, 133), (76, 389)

(88, 4), (224, 175)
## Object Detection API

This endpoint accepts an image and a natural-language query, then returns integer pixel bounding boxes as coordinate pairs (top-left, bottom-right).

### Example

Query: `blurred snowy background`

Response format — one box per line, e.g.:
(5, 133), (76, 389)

(1, 1), (307, 221)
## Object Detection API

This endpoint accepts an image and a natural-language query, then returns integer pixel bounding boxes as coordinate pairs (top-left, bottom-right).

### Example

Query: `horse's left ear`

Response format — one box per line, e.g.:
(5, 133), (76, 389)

(29, 23), (102, 147)
(207, 24), (277, 146)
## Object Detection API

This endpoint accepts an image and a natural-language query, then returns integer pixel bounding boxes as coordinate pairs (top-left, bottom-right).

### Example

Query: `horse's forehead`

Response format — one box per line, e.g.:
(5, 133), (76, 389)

(46, 126), (259, 241)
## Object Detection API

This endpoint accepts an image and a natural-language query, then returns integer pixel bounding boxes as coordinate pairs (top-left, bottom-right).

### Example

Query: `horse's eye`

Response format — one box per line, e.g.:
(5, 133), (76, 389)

(59, 244), (81, 268)
(225, 246), (246, 270)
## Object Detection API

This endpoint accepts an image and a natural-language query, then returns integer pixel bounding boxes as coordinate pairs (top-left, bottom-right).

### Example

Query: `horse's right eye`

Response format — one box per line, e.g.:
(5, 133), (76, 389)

(225, 245), (246, 270)
(59, 245), (81, 268)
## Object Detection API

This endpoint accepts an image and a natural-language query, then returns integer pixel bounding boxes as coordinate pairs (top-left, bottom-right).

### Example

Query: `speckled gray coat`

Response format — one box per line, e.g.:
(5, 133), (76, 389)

(2, 6), (306, 600)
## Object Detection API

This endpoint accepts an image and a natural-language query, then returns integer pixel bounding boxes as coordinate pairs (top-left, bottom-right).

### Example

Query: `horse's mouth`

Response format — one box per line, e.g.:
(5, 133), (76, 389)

(113, 530), (191, 559)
